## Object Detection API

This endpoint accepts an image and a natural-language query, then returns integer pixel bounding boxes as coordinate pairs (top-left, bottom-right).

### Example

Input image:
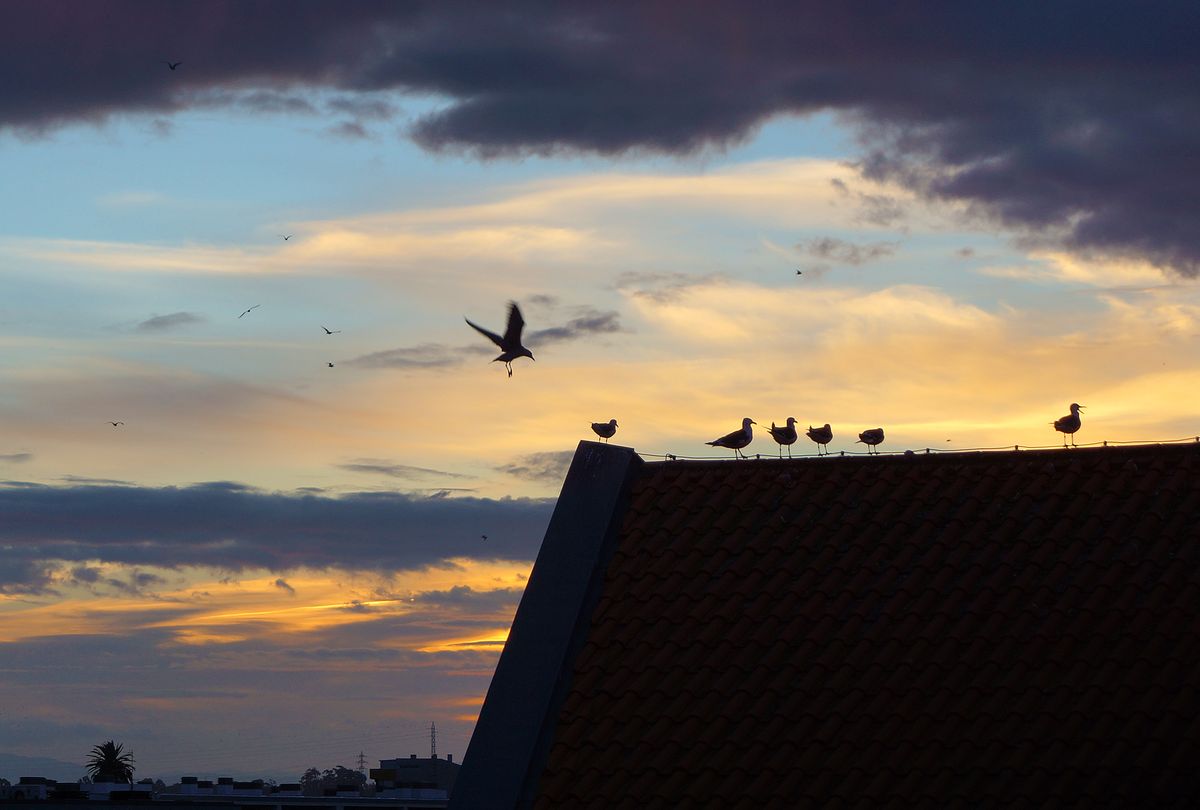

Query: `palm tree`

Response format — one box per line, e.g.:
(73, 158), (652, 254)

(86, 740), (135, 784)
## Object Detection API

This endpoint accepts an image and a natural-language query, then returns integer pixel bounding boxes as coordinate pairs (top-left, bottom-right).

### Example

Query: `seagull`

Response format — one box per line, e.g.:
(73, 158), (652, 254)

(465, 301), (535, 378)
(706, 418), (756, 460)
(767, 417), (798, 458)
(327, 362), (335, 368)
(796, 269), (803, 275)
(238, 304), (260, 318)
(806, 423), (833, 455)
(857, 427), (885, 454)
(591, 419), (618, 443)
(108, 421), (124, 427)
(1052, 403), (1085, 447)
(279, 234), (292, 241)
(321, 326), (341, 335)
(481, 534), (488, 541)
(164, 61), (181, 71)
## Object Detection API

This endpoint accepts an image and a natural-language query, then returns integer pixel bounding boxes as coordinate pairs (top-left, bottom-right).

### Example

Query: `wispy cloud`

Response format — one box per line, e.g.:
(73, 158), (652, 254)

(137, 311), (204, 332)
(495, 451), (574, 484)
(528, 308), (622, 344)
(337, 459), (470, 480)
(346, 343), (475, 370)
(0, 452), (32, 464)
(274, 578), (296, 595)
(797, 236), (900, 266)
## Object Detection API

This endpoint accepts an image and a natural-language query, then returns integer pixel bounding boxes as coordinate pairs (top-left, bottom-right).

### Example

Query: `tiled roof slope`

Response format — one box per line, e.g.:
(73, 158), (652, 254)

(534, 443), (1200, 808)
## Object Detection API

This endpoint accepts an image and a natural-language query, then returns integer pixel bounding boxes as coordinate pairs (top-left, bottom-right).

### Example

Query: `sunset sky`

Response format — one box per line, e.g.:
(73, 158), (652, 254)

(2, 0), (1199, 782)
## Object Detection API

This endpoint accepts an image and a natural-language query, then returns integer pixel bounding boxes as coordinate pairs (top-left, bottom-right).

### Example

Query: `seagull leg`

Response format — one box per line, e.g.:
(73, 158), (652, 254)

(506, 362), (513, 378)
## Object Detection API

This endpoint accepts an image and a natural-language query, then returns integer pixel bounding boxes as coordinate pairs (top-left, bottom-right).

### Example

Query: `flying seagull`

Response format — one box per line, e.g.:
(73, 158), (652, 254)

(706, 418), (756, 460)
(465, 301), (534, 378)
(857, 427), (885, 454)
(806, 423), (833, 455)
(796, 269), (803, 275)
(1052, 403), (1085, 447)
(327, 362), (335, 368)
(481, 534), (488, 541)
(109, 421), (124, 427)
(767, 417), (798, 458)
(321, 326), (341, 335)
(164, 61), (181, 70)
(591, 419), (618, 443)
(279, 234), (292, 241)
(238, 304), (260, 319)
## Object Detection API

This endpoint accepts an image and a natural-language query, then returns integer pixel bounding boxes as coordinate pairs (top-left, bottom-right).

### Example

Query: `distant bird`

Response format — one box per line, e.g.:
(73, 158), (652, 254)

(465, 301), (534, 378)
(796, 269), (803, 275)
(279, 234), (292, 241)
(706, 418), (756, 460)
(857, 427), (885, 454)
(108, 421), (124, 427)
(238, 304), (260, 318)
(806, 423), (833, 455)
(321, 326), (341, 335)
(591, 419), (618, 443)
(1052, 403), (1085, 447)
(327, 362), (335, 368)
(164, 61), (181, 71)
(481, 534), (488, 541)
(767, 417), (798, 457)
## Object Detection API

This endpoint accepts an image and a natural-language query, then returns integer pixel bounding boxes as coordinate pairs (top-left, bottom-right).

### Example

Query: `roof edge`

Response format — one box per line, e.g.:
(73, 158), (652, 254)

(450, 441), (643, 810)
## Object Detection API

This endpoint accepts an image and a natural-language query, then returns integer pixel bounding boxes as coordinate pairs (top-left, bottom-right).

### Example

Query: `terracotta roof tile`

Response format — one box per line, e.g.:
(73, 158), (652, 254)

(530, 444), (1200, 807)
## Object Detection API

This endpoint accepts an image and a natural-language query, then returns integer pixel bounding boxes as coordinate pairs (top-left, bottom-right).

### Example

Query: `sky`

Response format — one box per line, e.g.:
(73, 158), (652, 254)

(2, 0), (1199, 783)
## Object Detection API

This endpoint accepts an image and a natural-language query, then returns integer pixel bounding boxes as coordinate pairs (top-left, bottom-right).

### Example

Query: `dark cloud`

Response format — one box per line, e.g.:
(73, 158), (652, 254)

(326, 120), (370, 140)
(338, 459), (469, 480)
(496, 450), (574, 484)
(797, 236), (899, 266)
(274, 577), (295, 595)
(2, 2), (1197, 274)
(0, 452), (33, 463)
(136, 311), (204, 331)
(527, 308), (622, 344)
(956, 247), (976, 258)
(0, 481), (554, 590)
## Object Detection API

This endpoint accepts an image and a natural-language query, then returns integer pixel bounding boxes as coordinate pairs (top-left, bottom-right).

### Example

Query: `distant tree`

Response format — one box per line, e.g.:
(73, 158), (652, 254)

(300, 767), (322, 796)
(85, 740), (135, 784)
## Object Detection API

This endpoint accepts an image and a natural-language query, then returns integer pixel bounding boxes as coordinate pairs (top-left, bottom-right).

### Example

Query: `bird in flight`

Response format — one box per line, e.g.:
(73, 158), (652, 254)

(806, 423), (833, 455)
(857, 427), (885, 454)
(164, 61), (182, 70)
(591, 419), (618, 443)
(465, 301), (535, 377)
(481, 534), (488, 541)
(706, 418), (756, 460)
(279, 234), (292, 241)
(327, 362), (335, 368)
(796, 269), (803, 275)
(1052, 403), (1085, 447)
(321, 326), (341, 335)
(238, 304), (261, 318)
(767, 417), (798, 457)
(109, 421), (125, 427)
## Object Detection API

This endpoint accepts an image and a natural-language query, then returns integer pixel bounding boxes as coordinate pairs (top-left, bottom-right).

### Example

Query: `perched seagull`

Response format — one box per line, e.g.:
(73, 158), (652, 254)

(108, 421), (124, 427)
(238, 304), (260, 318)
(591, 419), (618, 443)
(1052, 403), (1085, 447)
(767, 417), (798, 458)
(706, 418), (756, 460)
(806, 423), (833, 455)
(465, 301), (535, 378)
(164, 61), (181, 70)
(857, 427), (885, 454)
(321, 326), (341, 335)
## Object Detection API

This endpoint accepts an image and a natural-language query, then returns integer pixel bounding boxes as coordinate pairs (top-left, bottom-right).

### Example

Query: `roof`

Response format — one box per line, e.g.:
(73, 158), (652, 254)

(453, 442), (1200, 808)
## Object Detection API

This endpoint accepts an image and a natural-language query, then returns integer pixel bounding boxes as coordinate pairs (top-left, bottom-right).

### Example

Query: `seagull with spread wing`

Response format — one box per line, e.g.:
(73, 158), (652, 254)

(465, 301), (535, 377)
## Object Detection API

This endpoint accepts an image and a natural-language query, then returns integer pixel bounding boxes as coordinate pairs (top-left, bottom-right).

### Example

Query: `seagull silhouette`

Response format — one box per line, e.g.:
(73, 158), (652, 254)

(1052, 403), (1085, 447)
(327, 362), (335, 368)
(321, 326), (341, 335)
(481, 534), (488, 541)
(796, 269), (803, 275)
(706, 418), (756, 460)
(238, 304), (260, 318)
(767, 417), (798, 458)
(109, 421), (124, 427)
(465, 301), (534, 377)
(806, 423), (833, 455)
(279, 234), (292, 241)
(857, 427), (885, 454)
(591, 419), (618, 442)
(164, 61), (181, 70)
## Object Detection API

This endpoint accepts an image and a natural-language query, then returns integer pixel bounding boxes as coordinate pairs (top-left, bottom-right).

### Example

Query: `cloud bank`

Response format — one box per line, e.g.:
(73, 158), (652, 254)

(3, 2), (1198, 274)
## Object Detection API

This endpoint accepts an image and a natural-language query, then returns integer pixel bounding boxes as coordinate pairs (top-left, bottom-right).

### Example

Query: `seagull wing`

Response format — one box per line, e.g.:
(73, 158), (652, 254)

(465, 317), (506, 349)
(502, 302), (525, 347)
